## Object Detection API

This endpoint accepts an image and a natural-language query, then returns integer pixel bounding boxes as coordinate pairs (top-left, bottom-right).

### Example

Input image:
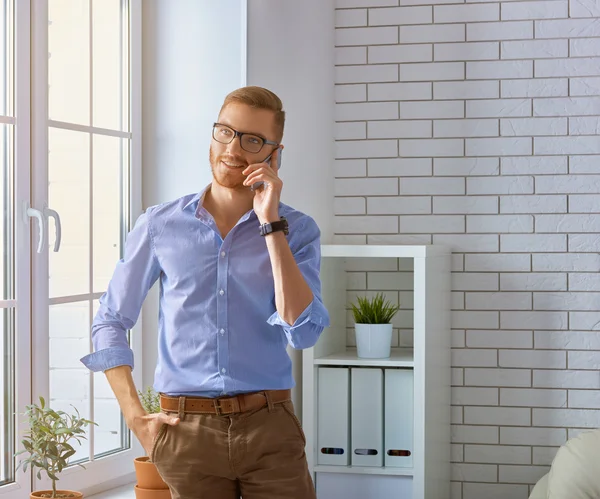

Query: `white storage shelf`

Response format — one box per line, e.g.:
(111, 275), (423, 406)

(303, 244), (451, 499)
(314, 348), (414, 367)
(314, 465), (414, 476)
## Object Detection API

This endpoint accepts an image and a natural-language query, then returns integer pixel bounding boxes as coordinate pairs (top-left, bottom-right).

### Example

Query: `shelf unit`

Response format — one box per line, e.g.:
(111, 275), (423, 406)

(303, 244), (451, 499)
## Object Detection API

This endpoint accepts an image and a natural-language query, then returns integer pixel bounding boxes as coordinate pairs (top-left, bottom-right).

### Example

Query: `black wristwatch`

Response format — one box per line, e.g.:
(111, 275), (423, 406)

(259, 216), (289, 237)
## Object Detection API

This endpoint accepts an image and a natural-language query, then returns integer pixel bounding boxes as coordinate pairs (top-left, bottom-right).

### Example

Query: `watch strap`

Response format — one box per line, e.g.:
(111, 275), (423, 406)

(260, 217), (289, 236)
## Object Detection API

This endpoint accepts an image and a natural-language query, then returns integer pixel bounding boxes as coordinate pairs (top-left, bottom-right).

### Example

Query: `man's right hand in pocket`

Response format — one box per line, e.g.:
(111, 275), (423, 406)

(131, 412), (180, 457)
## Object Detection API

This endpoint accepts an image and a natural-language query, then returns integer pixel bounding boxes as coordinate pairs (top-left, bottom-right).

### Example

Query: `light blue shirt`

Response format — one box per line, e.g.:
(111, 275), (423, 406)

(80, 187), (330, 397)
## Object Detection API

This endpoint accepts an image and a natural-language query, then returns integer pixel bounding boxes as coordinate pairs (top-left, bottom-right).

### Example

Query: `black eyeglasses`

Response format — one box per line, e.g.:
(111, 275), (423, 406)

(212, 123), (279, 154)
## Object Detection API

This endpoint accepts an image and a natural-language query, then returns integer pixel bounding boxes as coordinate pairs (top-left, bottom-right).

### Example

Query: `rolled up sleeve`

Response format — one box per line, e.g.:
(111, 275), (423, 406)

(267, 216), (330, 349)
(80, 210), (161, 372)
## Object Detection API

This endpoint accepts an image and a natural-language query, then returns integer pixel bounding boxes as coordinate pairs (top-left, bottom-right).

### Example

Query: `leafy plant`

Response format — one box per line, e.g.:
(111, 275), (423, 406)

(351, 292), (400, 325)
(15, 396), (96, 498)
(137, 387), (161, 414)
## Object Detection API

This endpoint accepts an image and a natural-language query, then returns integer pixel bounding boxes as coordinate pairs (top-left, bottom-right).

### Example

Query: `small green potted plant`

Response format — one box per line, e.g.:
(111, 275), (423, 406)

(15, 396), (96, 499)
(134, 387), (170, 499)
(351, 292), (401, 359)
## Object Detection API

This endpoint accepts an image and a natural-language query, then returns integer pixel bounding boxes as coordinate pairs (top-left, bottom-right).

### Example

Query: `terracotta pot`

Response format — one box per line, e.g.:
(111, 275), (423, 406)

(134, 456), (169, 490)
(30, 491), (83, 499)
(134, 485), (171, 499)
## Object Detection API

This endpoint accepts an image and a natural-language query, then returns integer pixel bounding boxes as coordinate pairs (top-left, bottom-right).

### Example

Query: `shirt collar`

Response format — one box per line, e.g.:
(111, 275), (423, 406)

(182, 184), (210, 214)
(182, 183), (257, 224)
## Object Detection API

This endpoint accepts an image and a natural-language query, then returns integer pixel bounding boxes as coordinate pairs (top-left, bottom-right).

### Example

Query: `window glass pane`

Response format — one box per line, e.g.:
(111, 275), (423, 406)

(49, 301), (91, 462)
(49, 0), (90, 125)
(49, 128), (90, 298)
(0, 123), (13, 302)
(0, 126), (14, 485)
(93, 135), (127, 293)
(0, 308), (15, 485)
(93, 0), (128, 131)
(0, 0), (13, 117)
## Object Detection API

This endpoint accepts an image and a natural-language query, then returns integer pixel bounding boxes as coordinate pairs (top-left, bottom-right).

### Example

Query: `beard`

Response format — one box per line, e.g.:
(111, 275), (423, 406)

(208, 144), (248, 190)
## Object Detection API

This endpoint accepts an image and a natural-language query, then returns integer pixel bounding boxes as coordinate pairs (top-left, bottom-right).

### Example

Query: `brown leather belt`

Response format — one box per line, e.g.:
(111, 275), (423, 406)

(160, 389), (291, 416)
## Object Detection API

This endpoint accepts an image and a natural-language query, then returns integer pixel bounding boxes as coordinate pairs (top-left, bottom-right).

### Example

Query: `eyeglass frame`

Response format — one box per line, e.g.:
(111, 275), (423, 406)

(212, 122), (279, 154)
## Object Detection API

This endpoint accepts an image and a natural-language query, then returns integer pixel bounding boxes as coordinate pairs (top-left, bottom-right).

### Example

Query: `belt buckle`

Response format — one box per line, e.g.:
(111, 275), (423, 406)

(213, 399), (224, 415)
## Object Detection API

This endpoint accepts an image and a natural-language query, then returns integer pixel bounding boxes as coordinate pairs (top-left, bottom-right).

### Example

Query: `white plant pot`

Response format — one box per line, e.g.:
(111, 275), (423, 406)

(355, 323), (393, 359)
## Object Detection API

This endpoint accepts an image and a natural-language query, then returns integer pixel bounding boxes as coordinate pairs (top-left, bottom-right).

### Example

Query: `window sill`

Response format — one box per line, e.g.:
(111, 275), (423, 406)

(87, 483), (136, 499)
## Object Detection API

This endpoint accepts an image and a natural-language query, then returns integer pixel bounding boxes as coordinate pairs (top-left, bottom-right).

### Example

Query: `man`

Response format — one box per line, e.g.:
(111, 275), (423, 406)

(81, 86), (330, 499)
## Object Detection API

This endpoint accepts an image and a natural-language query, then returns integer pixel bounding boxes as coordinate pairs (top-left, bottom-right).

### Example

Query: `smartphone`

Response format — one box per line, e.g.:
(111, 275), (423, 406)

(251, 148), (283, 191)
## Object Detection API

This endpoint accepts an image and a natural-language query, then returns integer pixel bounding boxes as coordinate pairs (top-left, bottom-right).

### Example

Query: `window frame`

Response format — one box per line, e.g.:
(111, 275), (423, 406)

(10, 1), (143, 497)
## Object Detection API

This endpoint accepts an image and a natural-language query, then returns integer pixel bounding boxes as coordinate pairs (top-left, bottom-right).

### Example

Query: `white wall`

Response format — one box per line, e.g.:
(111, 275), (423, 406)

(142, 0), (244, 205)
(333, 1), (600, 498)
(141, 2), (335, 403)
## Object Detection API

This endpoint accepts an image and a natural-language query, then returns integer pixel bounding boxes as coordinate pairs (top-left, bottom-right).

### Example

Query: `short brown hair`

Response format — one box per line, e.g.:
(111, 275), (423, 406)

(219, 86), (285, 142)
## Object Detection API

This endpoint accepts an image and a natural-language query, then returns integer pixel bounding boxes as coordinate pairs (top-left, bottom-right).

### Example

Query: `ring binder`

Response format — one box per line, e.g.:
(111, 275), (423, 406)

(317, 367), (350, 465)
(351, 367), (383, 467)
(385, 369), (414, 468)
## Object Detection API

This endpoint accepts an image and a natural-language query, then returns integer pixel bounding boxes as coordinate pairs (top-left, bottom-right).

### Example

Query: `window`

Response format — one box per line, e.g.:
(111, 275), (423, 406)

(0, 1), (142, 497)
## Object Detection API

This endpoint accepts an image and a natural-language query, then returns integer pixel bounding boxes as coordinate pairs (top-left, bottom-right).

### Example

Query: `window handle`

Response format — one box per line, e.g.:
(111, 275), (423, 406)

(45, 206), (62, 252)
(24, 202), (46, 254)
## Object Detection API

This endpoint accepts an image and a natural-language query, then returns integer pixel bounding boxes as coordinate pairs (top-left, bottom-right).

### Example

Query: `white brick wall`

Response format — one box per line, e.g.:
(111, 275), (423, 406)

(334, 0), (600, 496)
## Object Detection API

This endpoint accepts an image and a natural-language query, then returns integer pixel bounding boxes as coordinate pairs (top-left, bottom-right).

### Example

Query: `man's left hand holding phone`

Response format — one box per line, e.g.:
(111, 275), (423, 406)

(250, 147), (283, 191)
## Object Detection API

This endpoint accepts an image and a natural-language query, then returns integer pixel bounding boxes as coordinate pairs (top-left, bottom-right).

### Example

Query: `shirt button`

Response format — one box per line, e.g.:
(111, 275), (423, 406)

(220, 329), (225, 335)
(220, 251), (226, 258)
(221, 368), (226, 374)
(219, 289), (224, 296)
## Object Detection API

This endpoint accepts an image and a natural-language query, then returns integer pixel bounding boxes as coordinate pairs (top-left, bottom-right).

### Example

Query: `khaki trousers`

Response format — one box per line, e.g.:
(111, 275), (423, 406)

(150, 395), (316, 499)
